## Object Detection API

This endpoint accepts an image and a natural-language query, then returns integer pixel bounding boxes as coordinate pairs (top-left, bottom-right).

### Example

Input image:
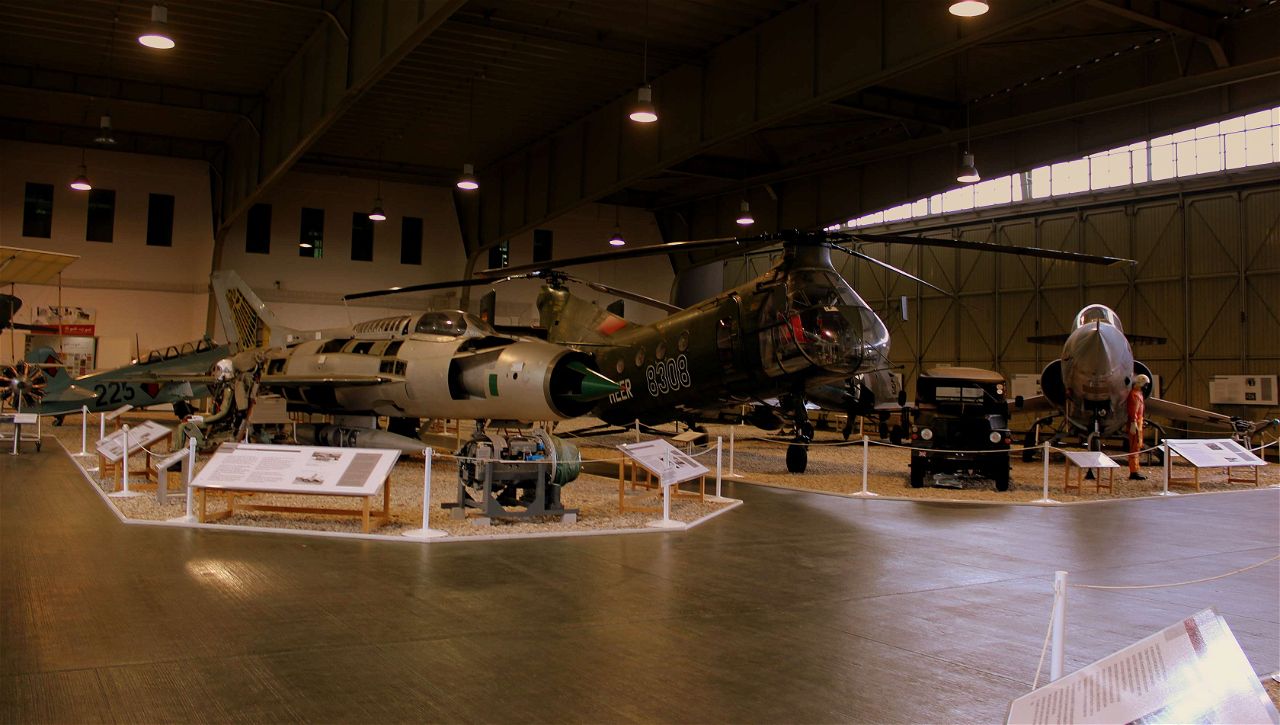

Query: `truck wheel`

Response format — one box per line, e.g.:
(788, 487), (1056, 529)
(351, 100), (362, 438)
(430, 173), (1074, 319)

(909, 462), (925, 488)
(990, 463), (1010, 492)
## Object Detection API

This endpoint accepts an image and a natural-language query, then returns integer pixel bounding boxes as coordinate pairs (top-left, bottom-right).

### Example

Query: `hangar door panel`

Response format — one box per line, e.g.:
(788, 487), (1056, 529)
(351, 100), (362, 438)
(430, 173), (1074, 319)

(1082, 208), (1132, 288)
(1038, 214), (1082, 288)
(1185, 194), (1241, 276)
(997, 221), (1039, 293)
(1132, 201), (1182, 279)
(1247, 272), (1280, 357)
(1243, 188), (1279, 272)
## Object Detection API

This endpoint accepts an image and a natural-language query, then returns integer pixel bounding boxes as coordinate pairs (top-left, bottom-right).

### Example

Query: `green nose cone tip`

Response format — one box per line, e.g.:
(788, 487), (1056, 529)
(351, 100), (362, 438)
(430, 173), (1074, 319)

(565, 361), (620, 401)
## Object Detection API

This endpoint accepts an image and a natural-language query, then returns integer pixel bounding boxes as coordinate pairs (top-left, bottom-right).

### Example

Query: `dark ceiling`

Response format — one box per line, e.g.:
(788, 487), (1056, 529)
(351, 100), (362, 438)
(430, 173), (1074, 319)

(1, 0), (1277, 245)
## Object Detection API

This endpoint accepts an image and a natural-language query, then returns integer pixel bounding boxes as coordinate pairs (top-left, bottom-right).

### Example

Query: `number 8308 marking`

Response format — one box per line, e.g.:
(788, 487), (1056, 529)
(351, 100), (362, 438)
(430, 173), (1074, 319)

(645, 354), (691, 397)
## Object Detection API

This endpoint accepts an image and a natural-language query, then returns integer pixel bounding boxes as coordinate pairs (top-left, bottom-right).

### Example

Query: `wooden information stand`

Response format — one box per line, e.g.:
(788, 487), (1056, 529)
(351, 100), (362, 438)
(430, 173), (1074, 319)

(191, 443), (400, 533)
(1061, 450), (1119, 494)
(1163, 439), (1267, 492)
(95, 421), (173, 487)
(616, 439), (709, 514)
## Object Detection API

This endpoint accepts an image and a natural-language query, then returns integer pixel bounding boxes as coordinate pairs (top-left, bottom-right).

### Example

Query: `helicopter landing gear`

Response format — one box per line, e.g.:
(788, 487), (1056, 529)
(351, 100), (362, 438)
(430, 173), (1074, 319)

(785, 396), (813, 474)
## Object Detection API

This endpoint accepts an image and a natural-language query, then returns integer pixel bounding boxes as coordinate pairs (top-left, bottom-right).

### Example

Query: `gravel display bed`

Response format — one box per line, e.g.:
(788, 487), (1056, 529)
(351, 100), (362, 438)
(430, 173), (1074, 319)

(562, 420), (1279, 504)
(49, 414), (735, 538)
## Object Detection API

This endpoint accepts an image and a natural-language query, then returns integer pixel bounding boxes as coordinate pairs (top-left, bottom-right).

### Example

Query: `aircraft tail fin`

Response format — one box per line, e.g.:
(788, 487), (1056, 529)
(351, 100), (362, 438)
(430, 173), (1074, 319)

(210, 270), (296, 348)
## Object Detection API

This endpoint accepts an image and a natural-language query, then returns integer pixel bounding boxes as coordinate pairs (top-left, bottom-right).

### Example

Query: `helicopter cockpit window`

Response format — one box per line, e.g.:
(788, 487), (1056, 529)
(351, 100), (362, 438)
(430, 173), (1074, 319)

(1075, 304), (1122, 331)
(760, 270), (889, 378)
(413, 311), (468, 336)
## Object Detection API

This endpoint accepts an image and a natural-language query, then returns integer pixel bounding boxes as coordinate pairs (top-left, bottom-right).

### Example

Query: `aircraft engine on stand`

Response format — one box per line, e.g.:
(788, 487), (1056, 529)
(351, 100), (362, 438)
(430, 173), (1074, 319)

(447, 427), (581, 523)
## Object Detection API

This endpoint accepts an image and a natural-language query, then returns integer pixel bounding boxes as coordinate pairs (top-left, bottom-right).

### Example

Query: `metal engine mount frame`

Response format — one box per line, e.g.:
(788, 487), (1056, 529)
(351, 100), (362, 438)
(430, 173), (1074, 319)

(444, 425), (580, 525)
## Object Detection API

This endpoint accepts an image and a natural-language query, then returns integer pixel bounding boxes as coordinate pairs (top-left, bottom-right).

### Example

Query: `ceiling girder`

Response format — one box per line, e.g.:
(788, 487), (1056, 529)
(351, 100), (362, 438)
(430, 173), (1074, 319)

(214, 0), (467, 255)
(657, 53), (1280, 249)
(0, 116), (222, 162)
(1086, 0), (1229, 67)
(827, 88), (960, 131)
(472, 0), (1082, 249)
(0, 63), (261, 119)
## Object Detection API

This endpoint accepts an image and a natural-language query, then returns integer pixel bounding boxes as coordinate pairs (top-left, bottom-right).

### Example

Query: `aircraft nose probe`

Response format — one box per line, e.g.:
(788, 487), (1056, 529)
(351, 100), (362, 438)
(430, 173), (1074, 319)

(558, 360), (621, 403)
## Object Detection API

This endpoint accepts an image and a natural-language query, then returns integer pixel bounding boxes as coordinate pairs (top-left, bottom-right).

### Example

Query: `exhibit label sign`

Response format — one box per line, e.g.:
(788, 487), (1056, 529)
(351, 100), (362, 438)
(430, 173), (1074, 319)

(618, 439), (709, 486)
(95, 420), (172, 462)
(1007, 609), (1278, 724)
(1164, 439), (1267, 468)
(191, 443), (399, 497)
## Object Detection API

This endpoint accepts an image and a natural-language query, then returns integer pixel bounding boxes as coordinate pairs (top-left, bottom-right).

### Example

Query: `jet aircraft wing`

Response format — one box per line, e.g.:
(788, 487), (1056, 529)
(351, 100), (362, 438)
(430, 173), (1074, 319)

(1013, 394), (1058, 415)
(1144, 396), (1237, 427)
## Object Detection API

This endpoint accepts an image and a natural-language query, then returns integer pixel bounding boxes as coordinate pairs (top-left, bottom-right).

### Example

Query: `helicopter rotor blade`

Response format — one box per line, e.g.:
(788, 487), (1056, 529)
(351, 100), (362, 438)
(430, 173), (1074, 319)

(561, 274), (682, 314)
(844, 232), (1135, 267)
(478, 234), (783, 278)
(827, 243), (949, 295)
(343, 273), (540, 302)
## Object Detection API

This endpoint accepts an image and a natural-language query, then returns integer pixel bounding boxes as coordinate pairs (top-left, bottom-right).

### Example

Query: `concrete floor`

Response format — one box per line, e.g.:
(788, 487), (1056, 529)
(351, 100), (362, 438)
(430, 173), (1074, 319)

(2, 444), (1277, 723)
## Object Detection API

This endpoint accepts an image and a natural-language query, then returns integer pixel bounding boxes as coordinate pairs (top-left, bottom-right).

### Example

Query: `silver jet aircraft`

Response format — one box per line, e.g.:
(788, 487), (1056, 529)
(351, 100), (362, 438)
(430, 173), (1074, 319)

(1018, 304), (1265, 452)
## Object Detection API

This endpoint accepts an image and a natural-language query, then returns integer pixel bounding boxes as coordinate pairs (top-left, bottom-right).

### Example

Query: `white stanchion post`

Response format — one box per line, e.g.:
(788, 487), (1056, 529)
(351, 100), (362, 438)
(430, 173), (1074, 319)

(852, 435), (878, 497)
(647, 454), (685, 530)
(726, 424), (744, 478)
(169, 438), (198, 523)
(109, 424), (143, 498)
(79, 404), (88, 454)
(405, 447), (448, 539)
(1157, 441), (1178, 496)
(707, 436), (731, 503)
(1050, 570), (1067, 682)
(634, 418), (641, 443)
(1032, 440), (1058, 504)
(98, 410), (105, 441)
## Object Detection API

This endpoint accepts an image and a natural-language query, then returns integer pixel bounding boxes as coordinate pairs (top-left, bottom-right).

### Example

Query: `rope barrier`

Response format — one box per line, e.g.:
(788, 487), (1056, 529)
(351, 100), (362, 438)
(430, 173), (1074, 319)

(1031, 582), (1064, 691)
(1069, 553), (1279, 591)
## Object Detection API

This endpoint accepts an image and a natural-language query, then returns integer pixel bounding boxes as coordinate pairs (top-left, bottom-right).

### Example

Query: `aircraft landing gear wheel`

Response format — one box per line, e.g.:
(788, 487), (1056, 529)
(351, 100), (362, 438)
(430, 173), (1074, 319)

(52, 415), (65, 427)
(786, 443), (808, 473)
(1150, 448), (1164, 465)
(1022, 429), (1037, 462)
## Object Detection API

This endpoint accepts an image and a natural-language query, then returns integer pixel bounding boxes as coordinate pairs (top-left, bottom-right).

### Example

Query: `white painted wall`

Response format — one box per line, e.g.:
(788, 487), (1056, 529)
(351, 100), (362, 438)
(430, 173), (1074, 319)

(0, 140), (214, 367)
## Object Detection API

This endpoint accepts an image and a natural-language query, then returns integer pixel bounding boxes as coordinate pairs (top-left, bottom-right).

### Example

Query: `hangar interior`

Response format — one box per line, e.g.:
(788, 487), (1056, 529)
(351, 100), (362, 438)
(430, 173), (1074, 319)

(1, 0), (1278, 722)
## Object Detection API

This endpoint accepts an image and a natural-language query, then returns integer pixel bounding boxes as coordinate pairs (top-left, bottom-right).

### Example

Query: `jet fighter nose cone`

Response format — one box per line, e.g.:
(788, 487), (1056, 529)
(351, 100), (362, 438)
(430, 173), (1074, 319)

(563, 361), (621, 402)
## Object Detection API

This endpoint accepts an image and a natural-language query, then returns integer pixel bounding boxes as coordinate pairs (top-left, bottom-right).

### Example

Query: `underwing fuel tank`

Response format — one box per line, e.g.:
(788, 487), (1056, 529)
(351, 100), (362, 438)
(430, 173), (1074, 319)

(293, 424), (425, 455)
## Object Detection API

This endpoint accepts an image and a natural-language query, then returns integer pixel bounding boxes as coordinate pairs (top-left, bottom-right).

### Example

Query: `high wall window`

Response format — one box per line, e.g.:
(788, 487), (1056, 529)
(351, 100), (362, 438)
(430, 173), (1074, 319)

(299, 207), (324, 258)
(146, 193), (175, 247)
(85, 189), (116, 243)
(350, 212), (374, 261)
(401, 216), (423, 265)
(837, 105), (1280, 230)
(246, 203), (271, 254)
(22, 182), (53, 238)
(533, 229), (553, 262)
(488, 240), (509, 270)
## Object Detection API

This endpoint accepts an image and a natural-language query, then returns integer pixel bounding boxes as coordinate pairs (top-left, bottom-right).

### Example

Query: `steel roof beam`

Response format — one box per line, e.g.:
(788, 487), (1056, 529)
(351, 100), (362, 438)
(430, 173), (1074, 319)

(0, 63), (261, 118)
(214, 0), (467, 253)
(1086, 0), (1229, 67)
(471, 0), (1082, 249)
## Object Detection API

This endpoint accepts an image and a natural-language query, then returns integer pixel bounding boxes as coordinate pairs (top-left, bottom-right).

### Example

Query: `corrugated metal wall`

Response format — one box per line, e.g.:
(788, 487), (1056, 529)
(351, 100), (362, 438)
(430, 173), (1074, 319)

(727, 180), (1280, 417)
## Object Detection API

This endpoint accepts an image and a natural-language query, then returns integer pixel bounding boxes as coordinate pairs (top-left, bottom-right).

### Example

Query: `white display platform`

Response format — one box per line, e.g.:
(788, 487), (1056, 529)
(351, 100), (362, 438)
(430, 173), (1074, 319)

(1164, 439), (1266, 468)
(618, 439), (709, 486)
(94, 420), (172, 462)
(1061, 451), (1120, 469)
(192, 443), (399, 497)
(1007, 608), (1277, 724)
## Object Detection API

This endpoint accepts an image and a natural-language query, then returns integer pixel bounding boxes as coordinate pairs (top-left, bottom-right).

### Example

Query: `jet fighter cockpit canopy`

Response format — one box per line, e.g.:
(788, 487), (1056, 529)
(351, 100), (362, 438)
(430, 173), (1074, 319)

(1074, 304), (1122, 331)
(413, 310), (497, 338)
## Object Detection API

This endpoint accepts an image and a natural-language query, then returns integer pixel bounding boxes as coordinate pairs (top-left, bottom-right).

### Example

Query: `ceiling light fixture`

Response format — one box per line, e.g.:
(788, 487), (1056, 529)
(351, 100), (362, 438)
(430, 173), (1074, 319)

(456, 162), (479, 191)
(138, 3), (175, 49)
(69, 149), (92, 191)
(369, 147), (387, 221)
(94, 113), (117, 145)
(457, 76), (480, 190)
(949, 0), (989, 17)
(609, 205), (626, 246)
(628, 0), (658, 124)
(735, 200), (755, 226)
(956, 103), (980, 184)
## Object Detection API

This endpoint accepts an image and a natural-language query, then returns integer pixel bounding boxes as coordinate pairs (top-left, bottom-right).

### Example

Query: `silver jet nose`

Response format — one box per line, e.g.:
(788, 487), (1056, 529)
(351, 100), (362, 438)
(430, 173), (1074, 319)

(1076, 323), (1121, 398)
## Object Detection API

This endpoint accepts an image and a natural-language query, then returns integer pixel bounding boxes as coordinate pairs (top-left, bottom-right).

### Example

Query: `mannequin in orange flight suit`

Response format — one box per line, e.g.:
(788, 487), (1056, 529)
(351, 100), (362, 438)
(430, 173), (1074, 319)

(1127, 374), (1150, 480)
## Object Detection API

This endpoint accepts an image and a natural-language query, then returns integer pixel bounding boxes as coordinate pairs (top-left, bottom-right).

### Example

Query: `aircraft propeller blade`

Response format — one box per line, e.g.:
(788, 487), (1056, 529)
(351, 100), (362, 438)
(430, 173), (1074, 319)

(844, 232), (1136, 267)
(827, 243), (948, 295)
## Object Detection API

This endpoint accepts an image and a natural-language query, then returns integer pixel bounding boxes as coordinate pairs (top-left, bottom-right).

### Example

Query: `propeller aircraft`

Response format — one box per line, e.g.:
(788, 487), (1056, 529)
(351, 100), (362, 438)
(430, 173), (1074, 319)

(347, 229), (1135, 472)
